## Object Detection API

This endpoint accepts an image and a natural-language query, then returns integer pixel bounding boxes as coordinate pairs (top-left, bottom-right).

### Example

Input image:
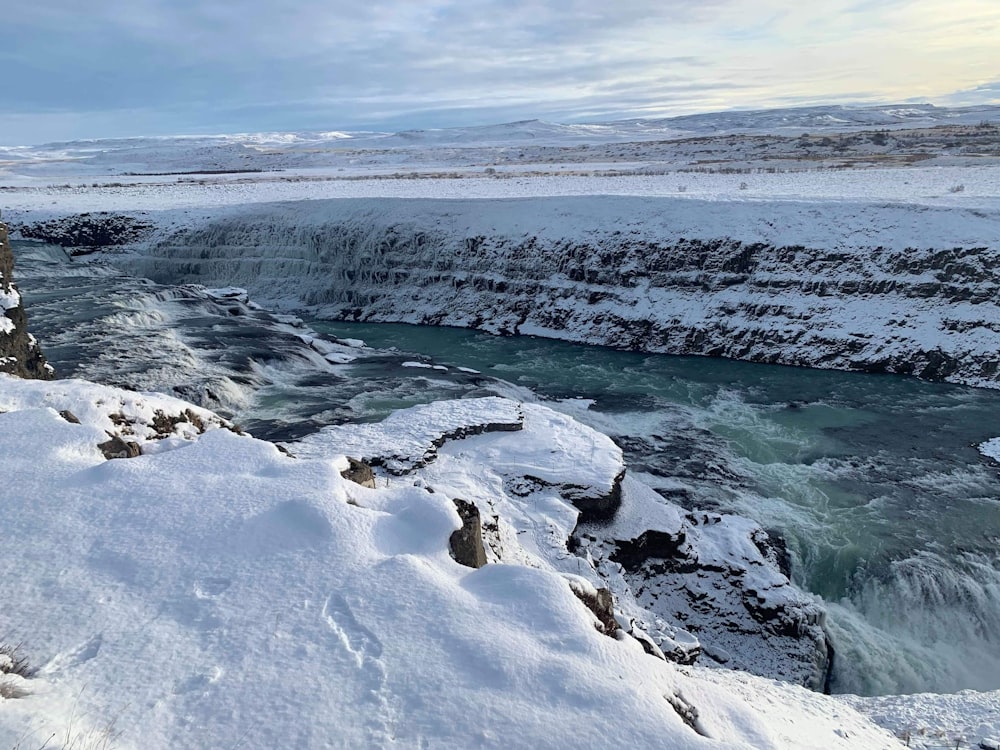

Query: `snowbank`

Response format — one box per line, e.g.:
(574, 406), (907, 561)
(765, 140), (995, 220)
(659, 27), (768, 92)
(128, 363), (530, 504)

(0, 375), (904, 749)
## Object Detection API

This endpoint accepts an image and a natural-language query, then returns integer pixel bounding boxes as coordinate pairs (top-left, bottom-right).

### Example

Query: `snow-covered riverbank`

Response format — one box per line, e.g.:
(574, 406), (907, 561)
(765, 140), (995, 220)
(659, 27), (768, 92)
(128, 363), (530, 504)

(0, 375), (911, 749)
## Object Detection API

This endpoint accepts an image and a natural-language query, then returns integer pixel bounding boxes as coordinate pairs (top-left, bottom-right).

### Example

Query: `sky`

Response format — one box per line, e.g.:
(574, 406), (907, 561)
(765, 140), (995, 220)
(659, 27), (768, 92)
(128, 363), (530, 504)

(1, 0), (998, 145)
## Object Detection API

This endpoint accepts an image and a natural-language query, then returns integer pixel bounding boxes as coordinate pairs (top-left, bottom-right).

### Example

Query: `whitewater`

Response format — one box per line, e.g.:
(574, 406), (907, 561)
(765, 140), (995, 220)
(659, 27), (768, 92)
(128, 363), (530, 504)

(14, 240), (1000, 698)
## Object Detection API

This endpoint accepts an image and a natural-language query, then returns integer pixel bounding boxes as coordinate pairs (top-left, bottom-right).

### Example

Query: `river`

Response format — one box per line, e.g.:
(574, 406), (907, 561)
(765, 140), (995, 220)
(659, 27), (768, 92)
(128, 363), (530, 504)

(15, 240), (1000, 696)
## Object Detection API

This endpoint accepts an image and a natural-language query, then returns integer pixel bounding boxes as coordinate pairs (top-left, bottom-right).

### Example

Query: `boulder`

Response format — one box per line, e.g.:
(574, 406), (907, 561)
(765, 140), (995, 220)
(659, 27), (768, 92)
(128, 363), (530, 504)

(98, 435), (142, 460)
(448, 498), (487, 569)
(340, 457), (376, 488)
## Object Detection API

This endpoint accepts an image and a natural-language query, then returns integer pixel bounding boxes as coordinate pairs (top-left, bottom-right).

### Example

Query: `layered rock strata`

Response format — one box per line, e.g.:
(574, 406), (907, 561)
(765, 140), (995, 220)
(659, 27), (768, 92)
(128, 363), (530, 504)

(84, 196), (1000, 388)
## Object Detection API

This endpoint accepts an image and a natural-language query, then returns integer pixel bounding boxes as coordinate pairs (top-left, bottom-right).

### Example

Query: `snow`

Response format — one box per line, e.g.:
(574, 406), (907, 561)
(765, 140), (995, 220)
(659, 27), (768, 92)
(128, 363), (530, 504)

(980, 437), (1000, 463)
(0, 287), (19, 315)
(842, 689), (1000, 749)
(0, 374), (227, 445)
(3, 166), (999, 218)
(4, 103), (999, 748)
(0, 375), (907, 749)
(291, 396), (527, 474)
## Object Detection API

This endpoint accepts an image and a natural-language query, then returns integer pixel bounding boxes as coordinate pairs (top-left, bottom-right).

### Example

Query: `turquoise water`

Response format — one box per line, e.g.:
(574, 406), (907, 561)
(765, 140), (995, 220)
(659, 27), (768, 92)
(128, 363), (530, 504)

(310, 321), (1000, 695)
(18, 241), (1000, 695)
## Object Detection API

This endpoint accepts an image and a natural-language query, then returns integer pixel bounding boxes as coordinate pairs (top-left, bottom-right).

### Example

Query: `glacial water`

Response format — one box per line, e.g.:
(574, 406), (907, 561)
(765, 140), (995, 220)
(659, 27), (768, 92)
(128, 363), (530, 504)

(14, 241), (1000, 697)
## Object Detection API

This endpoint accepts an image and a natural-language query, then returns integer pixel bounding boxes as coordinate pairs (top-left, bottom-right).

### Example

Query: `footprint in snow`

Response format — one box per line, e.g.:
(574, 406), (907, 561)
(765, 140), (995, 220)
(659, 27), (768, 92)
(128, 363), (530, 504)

(321, 593), (383, 664)
(321, 594), (396, 743)
(42, 633), (103, 675)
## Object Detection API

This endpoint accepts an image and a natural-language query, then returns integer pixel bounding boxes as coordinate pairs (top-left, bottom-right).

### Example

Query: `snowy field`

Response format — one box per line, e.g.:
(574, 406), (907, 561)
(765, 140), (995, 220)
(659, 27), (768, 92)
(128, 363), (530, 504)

(2, 165), (999, 218)
(2, 102), (999, 217)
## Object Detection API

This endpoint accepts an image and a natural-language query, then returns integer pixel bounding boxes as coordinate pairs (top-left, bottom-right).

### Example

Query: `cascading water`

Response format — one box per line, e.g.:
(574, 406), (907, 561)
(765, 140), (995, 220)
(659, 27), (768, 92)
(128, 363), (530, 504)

(16, 240), (1000, 697)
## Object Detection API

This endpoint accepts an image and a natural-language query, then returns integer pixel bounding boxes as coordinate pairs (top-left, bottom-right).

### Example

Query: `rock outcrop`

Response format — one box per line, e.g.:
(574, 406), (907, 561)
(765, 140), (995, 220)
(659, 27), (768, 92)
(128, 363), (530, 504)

(17, 212), (153, 253)
(0, 217), (52, 379)
(293, 397), (833, 690)
(448, 498), (488, 568)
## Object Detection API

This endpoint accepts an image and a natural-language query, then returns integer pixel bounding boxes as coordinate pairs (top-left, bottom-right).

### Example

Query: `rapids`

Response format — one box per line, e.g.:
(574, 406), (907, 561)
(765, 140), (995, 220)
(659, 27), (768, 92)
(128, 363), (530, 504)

(15, 240), (1000, 696)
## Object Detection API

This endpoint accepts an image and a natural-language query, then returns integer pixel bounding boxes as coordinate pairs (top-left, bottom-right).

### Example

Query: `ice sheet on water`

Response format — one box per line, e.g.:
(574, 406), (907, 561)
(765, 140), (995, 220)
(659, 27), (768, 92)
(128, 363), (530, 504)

(979, 437), (1000, 463)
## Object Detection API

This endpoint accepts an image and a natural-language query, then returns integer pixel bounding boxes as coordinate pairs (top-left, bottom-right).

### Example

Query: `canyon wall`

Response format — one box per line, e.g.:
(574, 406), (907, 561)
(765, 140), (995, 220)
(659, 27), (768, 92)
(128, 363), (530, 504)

(0, 218), (52, 379)
(30, 196), (1000, 386)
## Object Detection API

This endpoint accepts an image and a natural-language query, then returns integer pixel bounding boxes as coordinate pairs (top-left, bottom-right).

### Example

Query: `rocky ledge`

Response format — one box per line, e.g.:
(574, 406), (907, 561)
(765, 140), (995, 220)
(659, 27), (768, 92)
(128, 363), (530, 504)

(0, 218), (52, 379)
(16, 212), (153, 254)
(293, 396), (833, 690)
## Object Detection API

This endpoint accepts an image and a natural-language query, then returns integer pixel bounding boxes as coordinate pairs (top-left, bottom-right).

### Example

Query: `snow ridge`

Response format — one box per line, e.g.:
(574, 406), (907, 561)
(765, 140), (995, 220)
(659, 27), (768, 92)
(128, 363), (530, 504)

(0, 377), (907, 749)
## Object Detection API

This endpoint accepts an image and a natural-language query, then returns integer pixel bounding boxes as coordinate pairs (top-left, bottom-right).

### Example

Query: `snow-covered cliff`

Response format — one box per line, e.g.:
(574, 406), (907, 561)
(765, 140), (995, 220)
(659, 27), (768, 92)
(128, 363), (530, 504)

(102, 196), (1000, 387)
(0, 377), (905, 749)
(0, 218), (52, 379)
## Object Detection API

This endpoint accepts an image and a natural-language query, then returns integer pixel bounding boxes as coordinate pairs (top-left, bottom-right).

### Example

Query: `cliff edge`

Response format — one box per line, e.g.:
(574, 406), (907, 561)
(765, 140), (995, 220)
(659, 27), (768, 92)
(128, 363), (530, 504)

(0, 216), (53, 379)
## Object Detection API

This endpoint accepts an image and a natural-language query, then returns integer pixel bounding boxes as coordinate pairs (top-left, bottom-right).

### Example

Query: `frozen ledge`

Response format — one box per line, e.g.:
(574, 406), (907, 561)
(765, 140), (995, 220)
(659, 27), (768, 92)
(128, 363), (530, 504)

(289, 396), (525, 474)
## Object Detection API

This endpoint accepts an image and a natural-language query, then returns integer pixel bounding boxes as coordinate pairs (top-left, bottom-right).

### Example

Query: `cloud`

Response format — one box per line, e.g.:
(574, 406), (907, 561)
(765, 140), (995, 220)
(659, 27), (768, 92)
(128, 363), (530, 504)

(942, 79), (1000, 106)
(1, 0), (998, 143)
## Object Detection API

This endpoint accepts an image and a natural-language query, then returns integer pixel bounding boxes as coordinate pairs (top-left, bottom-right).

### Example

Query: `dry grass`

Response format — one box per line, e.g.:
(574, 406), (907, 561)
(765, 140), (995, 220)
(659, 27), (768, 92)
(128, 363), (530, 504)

(0, 642), (37, 679)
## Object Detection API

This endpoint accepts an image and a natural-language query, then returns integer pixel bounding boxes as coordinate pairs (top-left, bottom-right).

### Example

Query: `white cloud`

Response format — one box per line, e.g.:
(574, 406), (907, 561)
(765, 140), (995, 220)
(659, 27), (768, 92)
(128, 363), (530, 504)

(1, 0), (997, 143)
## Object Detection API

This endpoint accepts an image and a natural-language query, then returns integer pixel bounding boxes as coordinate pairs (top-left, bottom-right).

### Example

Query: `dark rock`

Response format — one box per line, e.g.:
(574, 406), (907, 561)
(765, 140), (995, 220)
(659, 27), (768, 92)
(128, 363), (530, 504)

(752, 528), (793, 580)
(567, 468), (625, 524)
(0, 219), (53, 380)
(58, 410), (81, 424)
(18, 212), (153, 251)
(340, 457), (376, 488)
(98, 435), (142, 460)
(610, 528), (688, 572)
(448, 498), (487, 569)
(569, 582), (618, 636)
(579, 512), (832, 690)
(150, 408), (206, 438)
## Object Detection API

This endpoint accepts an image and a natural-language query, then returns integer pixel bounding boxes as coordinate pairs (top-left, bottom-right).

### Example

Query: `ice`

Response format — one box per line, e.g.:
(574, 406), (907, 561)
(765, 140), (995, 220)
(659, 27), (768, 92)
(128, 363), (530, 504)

(979, 437), (1000, 463)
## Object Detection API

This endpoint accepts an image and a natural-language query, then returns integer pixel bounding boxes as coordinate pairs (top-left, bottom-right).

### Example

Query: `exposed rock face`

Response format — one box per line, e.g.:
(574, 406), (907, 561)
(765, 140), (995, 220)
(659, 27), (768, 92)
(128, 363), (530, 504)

(340, 457), (376, 488)
(574, 479), (833, 691)
(448, 498), (488, 569)
(17, 212), (153, 253)
(109, 197), (1000, 388)
(568, 580), (618, 636)
(0, 219), (52, 379)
